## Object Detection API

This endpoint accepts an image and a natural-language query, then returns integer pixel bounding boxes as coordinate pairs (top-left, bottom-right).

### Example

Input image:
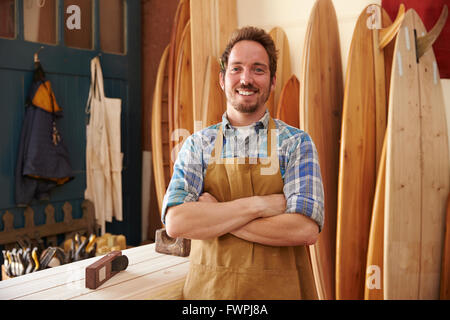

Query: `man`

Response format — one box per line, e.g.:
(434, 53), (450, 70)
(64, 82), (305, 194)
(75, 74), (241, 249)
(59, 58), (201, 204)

(162, 26), (324, 299)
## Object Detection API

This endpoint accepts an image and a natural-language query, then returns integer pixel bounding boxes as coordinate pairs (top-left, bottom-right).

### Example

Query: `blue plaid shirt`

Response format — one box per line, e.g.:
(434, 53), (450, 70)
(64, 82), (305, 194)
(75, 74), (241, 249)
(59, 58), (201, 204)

(161, 111), (324, 231)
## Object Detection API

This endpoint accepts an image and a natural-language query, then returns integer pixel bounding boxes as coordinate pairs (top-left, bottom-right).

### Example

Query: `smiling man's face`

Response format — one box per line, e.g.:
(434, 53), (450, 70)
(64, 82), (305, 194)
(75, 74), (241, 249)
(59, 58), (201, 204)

(220, 40), (275, 114)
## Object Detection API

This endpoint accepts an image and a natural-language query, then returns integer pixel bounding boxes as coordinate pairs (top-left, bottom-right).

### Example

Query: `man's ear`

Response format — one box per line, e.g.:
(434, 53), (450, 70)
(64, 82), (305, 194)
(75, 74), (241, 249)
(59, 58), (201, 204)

(270, 75), (276, 92)
(219, 71), (225, 90)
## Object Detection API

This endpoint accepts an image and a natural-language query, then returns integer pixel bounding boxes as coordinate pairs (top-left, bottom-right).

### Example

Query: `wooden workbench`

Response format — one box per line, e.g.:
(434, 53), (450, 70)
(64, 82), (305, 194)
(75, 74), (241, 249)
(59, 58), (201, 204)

(0, 243), (189, 300)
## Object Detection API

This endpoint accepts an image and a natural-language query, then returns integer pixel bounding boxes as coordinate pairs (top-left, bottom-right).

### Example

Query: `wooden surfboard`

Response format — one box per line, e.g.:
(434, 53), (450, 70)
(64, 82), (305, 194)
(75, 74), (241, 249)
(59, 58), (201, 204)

(190, 0), (237, 129)
(267, 27), (291, 117)
(168, 0), (190, 174)
(299, 0), (343, 300)
(173, 21), (194, 161)
(384, 7), (449, 300)
(440, 192), (450, 299)
(364, 133), (387, 300)
(335, 4), (403, 300)
(201, 56), (226, 128)
(151, 46), (171, 215)
(275, 75), (299, 128)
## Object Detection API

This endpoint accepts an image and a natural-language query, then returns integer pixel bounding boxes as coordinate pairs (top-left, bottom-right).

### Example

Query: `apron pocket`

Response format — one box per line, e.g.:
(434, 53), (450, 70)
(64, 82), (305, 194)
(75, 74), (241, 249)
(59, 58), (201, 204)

(236, 269), (301, 300)
(183, 263), (237, 300)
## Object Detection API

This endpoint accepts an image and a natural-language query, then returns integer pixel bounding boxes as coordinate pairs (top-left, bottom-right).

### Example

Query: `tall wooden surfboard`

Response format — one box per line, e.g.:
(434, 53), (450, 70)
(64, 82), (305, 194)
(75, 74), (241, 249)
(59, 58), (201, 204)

(267, 27), (291, 117)
(276, 75), (299, 128)
(151, 46), (171, 214)
(201, 56), (226, 128)
(190, 0), (237, 129)
(364, 133), (387, 300)
(441, 192), (450, 299)
(168, 0), (190, 175)
(173, 21), (194, 161)
(384, 7), (449, 300)
(299, 0), (343, 300)
(336, 4), (402, 300)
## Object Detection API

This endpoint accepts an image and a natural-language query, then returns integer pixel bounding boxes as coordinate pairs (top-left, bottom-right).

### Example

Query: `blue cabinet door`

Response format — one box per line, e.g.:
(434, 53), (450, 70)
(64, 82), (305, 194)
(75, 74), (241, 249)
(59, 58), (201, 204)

(0, 0), (142, 246)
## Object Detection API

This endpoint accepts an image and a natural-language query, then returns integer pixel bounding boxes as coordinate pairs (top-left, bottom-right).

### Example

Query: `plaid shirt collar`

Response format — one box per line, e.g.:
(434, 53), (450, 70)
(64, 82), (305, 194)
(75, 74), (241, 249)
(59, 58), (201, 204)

(221, 109), (270, 135)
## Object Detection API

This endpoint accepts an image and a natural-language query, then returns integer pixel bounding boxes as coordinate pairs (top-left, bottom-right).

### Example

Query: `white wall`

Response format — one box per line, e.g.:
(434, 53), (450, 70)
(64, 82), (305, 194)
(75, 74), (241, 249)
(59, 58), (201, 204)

(236, 0), (450, 154)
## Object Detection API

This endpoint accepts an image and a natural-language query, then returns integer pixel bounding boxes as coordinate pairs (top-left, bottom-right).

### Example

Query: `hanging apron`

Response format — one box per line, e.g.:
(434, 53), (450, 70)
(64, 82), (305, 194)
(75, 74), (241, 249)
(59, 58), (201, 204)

(182, 117), (317, 300)
(85, 57), (123, 234)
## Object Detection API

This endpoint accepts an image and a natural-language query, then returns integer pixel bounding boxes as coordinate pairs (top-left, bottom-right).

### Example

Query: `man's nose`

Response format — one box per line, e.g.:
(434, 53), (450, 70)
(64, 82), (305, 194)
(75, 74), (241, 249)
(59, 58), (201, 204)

(240, 69), (253, 85)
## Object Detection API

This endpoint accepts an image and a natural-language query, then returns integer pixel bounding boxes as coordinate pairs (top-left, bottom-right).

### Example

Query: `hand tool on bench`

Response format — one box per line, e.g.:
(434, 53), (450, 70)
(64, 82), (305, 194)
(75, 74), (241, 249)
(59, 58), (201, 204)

(85, 250), (129, 289)
(155, 228), (190, 257)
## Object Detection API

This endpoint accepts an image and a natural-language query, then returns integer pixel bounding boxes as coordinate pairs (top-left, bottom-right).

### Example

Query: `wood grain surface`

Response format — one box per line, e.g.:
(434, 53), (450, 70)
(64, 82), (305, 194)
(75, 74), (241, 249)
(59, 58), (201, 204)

(151, 45), (171, 215)
(336, 4), (395, 300)
(201, 56), (226, 128)
(441, 193), (450, 299)
(364, 133), (387, 300)
(0, 244), (189, 300)
(299, 0), (343, 300)
(190, 0), (236, 128)
(168, 0), (190, 175)
(384, 8), (449, 299)
(276, 74), (299, 128)
(173, 21), (194, 162)
(267, 27), (291, 117)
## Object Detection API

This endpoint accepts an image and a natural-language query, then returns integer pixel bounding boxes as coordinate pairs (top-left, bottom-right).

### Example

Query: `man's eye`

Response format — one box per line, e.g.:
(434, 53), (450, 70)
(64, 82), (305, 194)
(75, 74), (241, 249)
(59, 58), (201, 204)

(254, 68), (266, 74)
(230, 67), (240, 72)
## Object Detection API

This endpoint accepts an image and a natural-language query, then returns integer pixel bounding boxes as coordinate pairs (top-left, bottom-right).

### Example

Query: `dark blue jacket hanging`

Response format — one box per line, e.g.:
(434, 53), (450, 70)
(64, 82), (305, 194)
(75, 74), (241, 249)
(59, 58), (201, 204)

(15, 62), (74, 206)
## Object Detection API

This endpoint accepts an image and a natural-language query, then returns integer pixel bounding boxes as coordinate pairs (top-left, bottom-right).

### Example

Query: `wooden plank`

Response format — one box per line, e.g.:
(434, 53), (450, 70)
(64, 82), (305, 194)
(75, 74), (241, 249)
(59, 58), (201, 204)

(168, 0), (190, 175)
(73, 262), (188, 300)
(276, 75), (299, 128)
(190, 0), (212, 129)
(151, 45), (171, 214)
(415, 8), (449, 299)
(201, 56), (226, 128)
(0, 245), (162, 295)
(173, 21), (193, 160)
(384, 8), (450, 299)
(336, 5), (394, 300)
(0, 244), (189, 300)
(299, 0), (343, 300)
(190, 0), (236, 128)
(364, 133), (387, 300)
(215, 0), (237, 55)
(267, 27), (291, 117)
(384, 11), (422, 300)
(440, 192), (450, 299)
(19, 255), (186, 300)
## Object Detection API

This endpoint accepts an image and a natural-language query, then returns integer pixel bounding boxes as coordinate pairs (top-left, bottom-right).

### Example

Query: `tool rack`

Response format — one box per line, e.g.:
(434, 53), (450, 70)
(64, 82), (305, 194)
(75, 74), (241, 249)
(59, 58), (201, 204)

(1, 200), (98, 279)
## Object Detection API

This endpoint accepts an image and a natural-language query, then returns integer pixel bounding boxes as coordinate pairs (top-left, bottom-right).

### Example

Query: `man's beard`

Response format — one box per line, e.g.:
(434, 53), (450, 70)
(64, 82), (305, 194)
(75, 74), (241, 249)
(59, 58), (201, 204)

(225, 83), (271, 113)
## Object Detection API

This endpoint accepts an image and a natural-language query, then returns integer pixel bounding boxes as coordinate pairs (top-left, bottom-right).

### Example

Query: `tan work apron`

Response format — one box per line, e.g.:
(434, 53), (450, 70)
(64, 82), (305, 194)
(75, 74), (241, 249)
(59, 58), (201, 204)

(182, 117), (317, 300)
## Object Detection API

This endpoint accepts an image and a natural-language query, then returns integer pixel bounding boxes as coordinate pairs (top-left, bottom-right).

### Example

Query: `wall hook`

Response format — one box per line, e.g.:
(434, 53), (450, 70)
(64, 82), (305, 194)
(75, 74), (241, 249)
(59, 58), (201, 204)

(34, 46), (44, 63)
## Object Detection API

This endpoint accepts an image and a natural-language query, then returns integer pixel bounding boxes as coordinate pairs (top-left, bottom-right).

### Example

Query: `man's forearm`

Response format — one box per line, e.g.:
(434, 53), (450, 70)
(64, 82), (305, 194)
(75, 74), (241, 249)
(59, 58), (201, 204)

(230, 213), (319, 247)
(165, 197), (261, 240)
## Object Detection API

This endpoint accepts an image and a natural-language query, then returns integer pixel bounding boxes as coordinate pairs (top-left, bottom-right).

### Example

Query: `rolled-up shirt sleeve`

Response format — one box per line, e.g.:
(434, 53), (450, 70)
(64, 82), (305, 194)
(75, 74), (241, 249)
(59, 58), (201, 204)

(161, 134), (204, 225)
(283, 132), (324, 232)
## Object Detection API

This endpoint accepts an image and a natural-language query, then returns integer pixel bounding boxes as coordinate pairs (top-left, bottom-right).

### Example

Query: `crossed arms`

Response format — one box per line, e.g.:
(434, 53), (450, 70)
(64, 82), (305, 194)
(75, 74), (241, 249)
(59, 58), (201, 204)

(165, 193), (319, 247)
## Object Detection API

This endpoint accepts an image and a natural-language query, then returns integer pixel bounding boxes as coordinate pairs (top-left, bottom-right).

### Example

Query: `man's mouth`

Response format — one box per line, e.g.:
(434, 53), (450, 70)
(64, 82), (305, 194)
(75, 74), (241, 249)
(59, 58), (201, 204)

(236, 86), (258, 96)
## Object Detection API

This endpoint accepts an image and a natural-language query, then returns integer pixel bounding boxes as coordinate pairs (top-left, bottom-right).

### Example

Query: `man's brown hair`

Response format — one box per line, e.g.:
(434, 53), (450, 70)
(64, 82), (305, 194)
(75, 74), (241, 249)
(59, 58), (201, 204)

(220, 26), (278, 82)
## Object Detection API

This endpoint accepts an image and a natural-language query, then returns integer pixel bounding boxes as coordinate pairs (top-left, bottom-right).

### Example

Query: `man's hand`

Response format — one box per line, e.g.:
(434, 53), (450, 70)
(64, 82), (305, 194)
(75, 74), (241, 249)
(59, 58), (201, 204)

(198, 192), (286, 218)
(198, 192), (218, 203)
(255, 194), (286, 218)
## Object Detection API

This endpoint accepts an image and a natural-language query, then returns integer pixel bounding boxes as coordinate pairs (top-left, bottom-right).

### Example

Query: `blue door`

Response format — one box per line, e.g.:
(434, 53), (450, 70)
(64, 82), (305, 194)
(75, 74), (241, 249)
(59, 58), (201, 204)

(0, 0), (142, 248)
